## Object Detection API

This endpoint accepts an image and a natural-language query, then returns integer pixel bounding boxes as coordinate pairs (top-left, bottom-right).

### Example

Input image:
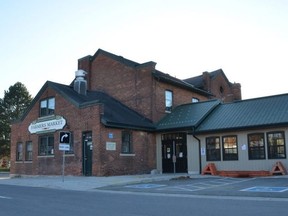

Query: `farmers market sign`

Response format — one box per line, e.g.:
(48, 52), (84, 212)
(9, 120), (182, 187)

(28, 115), (66, 134)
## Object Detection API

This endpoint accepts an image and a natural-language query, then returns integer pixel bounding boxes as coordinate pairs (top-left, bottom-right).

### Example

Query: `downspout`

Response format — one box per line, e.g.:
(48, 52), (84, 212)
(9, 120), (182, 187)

(192, 128), (202, 174)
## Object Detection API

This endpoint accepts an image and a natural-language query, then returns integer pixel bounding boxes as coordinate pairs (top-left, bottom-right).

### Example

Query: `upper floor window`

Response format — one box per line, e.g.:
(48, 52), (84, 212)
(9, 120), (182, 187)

(267, 131), (286, 159)
(206, 137), (221, 161)
(192, 97), (199, 103)
(40, 97), (55, 117)
(165, 90), (173, 112)
(248, 133), (265, 160)
(121, 131), (132, 154)
(222, 136), (238, 161)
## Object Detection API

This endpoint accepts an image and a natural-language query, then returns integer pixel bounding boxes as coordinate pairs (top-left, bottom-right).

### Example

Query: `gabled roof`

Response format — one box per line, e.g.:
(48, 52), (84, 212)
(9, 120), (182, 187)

(184, 69), (232, 89)
(79, 49), (156, 69)
(80, 49), (212, 97)
(152, 70), (213, 97)
(156, 99), (220, 132)
(196, 93), (288, 133)
(19, 81), (155, 131)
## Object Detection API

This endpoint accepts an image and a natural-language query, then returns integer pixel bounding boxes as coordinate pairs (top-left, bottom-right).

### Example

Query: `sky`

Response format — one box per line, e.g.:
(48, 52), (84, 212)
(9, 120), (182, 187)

(1, 0), (288, 100)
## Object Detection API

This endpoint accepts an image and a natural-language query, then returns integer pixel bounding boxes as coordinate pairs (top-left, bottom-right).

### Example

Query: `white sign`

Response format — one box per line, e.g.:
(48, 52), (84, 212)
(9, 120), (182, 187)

(28, 116), (66, 134)
(201, 147), (206, 156)
(59, 144), (70, 151)
(106, 142), (116, 150)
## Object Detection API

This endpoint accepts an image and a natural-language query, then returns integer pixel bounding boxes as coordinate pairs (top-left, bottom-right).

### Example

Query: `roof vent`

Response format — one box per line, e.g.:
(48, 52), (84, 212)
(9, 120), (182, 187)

(74, 70), (87, 95)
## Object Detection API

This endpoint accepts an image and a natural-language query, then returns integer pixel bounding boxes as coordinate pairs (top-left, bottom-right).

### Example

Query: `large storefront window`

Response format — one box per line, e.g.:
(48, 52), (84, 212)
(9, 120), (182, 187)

(222, 136), (238, 161)
(267, 131), (286, 159)
(39, 135), (54, 156)
(206, 137), (221, 161)
(248, 133), (265, 160)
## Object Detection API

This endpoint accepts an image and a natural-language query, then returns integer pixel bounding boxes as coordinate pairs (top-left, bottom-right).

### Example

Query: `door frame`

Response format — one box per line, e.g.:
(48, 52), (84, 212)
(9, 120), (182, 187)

(82, 131), (93, 176)
(161, 133), (187, 173)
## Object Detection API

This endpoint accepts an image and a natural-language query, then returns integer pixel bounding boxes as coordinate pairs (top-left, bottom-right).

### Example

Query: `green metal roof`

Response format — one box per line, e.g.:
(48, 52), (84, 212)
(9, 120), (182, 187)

(156, 100), (220, 131)
(196, 93), (288, 133)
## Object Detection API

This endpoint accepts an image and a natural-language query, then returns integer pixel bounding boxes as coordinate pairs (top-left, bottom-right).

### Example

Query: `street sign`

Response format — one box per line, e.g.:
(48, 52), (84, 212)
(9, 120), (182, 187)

(59, 143), (70, 151)
(59, 131), (70, 144)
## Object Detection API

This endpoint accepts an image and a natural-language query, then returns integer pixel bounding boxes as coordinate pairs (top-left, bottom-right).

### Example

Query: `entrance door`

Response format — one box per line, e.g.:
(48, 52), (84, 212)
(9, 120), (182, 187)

(162, 133), (187, 173)
(82, 132), (93, 176)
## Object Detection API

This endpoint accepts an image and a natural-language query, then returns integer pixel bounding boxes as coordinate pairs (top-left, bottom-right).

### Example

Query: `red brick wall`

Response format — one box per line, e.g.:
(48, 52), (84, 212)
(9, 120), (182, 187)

(152, 81), (209, 121)
(203, 72), (242, 102)
(82, 54), (155, 121)
(78, 53), (211, 123)
(96, 127), (156, 176)
(10, 86), (156, 176)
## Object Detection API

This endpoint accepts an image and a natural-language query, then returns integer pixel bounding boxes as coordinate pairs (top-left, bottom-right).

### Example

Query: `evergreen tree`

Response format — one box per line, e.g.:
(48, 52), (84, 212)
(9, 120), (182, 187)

(0, 82), (33, 159)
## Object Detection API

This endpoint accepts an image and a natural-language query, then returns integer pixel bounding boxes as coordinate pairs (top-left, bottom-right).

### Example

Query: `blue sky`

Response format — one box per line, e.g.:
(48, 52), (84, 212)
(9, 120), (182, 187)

(1, 0), (288, 99)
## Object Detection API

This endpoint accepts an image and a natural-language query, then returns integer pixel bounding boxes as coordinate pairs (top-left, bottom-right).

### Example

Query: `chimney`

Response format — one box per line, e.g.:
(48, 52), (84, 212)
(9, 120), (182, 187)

(74, 70), (87, 95)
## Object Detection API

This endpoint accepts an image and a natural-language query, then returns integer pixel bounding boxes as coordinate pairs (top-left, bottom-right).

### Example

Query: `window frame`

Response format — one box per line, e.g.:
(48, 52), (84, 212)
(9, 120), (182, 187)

(222, 135), (238, 161)
(40, 97), (55, 117)
(247, 133), (266, 160)
(121, 131), (133, 154)
(267, 131), (286, 159)
(16, 142), (23, 161)
(25, 141), (33, 161)
(38, 134), (54, 156)
(206, 136), (221, 161)
(165, 90), (173, 112)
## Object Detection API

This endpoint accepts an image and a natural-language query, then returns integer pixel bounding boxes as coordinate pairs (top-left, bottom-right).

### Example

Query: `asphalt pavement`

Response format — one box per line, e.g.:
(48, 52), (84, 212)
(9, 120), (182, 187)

(0, 172), (195, 191)
(1, 172), (288, 200)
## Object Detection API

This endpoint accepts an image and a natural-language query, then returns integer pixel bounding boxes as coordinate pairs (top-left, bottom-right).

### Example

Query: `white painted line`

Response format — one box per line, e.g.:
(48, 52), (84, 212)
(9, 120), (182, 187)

(0, 195), (12, 199)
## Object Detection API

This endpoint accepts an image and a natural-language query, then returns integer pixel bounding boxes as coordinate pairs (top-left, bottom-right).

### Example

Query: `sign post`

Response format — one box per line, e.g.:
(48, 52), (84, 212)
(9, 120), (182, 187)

(59, 132), (71, 182)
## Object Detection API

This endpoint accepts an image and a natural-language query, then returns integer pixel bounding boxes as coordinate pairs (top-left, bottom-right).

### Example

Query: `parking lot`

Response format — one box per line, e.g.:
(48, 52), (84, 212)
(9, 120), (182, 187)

(99, 176), (288, 199)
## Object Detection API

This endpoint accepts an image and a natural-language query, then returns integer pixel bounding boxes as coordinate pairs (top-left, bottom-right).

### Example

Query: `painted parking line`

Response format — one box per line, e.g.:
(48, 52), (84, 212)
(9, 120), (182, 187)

(0, 195), (12, 199)
(157, 177), (254, 192)
(125, 184), (166, 189)
(241, 186), (288, 193)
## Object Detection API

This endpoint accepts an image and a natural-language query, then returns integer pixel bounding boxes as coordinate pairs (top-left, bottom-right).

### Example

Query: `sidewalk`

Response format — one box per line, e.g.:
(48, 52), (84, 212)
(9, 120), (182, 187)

(0, 173), (199, 191)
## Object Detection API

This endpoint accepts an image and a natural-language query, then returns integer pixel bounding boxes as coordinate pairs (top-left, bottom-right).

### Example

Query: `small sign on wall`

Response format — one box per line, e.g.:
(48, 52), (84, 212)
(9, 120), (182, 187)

(108, 132), (114, 139)
(201, 147), (206, 156)
(106, 142), (116, 151)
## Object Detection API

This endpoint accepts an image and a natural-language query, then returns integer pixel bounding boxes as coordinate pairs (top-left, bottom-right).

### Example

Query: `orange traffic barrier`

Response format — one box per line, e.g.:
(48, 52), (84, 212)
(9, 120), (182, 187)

(202, 163), (218, 175)
(271, 161), (287, 175)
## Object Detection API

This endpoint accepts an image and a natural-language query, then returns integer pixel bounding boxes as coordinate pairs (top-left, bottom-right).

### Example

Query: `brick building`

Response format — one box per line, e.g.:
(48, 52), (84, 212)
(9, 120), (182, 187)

(184, 69), (241, 102)
(10, 49), (241, 176)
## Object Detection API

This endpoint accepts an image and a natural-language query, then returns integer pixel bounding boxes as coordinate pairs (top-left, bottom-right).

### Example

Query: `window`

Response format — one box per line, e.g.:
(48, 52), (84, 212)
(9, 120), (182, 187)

(267, 132), (286, 159)
(16, 143), (23, 161)
(222, 136), (238, 160)
(40, 97), (55, 116)
(192, 97), (199, 103)
(165, 90), (173, 112)
(39, 135), (54, 156)
(248, 133), (265, 160)
(206, 137), (221, 161)
(121, 131), (132, 154)
(25, 141), (33, 161)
